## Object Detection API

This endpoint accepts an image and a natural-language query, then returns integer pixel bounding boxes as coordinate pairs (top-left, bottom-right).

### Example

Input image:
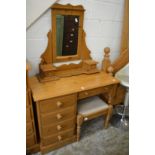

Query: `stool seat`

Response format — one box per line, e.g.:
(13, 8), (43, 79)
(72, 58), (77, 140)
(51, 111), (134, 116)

(77, 96), (113, 141)
(78, 96), (109, 115)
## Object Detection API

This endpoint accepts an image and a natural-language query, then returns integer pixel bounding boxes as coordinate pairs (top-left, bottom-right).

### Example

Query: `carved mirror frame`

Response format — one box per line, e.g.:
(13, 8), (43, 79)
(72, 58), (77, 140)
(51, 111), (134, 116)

(52, 4), (84, 62)
(38, 4), (99, 82)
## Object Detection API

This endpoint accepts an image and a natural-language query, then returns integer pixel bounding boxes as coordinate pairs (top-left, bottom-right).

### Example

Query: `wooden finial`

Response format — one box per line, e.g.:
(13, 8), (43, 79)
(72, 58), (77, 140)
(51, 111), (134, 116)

(101, 47), (111, 72)
(104, 47), (110, 55)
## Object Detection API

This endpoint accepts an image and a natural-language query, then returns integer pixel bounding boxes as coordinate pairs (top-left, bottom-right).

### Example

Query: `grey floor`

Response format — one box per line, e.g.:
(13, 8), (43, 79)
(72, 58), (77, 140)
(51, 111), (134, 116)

(33, 116), (129, 155)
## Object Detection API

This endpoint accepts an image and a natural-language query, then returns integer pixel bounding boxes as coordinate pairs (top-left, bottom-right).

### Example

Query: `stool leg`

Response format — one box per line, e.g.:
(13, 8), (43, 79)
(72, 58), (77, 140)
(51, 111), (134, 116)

(104, 105), (113, 128)
(77, 114), (84, 141)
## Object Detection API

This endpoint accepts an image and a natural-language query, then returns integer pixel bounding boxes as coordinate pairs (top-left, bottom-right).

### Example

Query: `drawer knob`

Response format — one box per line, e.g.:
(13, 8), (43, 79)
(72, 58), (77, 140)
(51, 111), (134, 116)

(58, 135), (62, 141)
(57, 114), (62, 120)
(84, 92), (88, 95)
(84, 117), (88, 121)
(57, 125), (62, 131)
(57, 101), (63, 107)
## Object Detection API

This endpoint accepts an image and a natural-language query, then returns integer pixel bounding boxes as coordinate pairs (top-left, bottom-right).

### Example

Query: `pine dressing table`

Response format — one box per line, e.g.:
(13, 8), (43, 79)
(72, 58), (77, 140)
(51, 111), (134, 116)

(28, 3), (120, 154)
(29, 72), (119, 153)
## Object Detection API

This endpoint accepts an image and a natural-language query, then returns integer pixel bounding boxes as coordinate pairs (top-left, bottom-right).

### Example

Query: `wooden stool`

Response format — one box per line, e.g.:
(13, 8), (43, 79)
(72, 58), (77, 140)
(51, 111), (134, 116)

(77, 96), (113, 141)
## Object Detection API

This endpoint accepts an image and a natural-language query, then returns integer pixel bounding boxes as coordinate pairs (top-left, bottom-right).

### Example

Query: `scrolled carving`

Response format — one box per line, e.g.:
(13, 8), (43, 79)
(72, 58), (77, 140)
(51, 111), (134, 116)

(38, 3), (98, 82)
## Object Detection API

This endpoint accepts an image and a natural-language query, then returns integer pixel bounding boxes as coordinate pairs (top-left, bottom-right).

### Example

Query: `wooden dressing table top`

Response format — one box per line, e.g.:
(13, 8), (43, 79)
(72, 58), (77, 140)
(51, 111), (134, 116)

(29, 72), (120, 102)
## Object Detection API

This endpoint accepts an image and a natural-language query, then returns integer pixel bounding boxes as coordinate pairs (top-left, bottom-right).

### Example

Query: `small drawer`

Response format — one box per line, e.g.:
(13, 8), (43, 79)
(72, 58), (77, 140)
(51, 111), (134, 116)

(78, 86), (112, 99)
(40, 106), (76, 126)
(26, 122), (34, 136)
(39, 94), (77, 114)
(26, 108), (32, 122)
(41, 117), (75, 137)
(26, 134), (36, 148)
(41, 128), (75, 146)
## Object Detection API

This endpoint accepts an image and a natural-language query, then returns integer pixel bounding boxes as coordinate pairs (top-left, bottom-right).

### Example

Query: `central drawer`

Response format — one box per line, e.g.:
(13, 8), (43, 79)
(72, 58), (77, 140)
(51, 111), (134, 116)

(78, 86), (111, 99)
(41, 117), (75, 137)
(39, 94), (77, 114)
(41, 128), (75, 146)
(40, 106), (76, 126)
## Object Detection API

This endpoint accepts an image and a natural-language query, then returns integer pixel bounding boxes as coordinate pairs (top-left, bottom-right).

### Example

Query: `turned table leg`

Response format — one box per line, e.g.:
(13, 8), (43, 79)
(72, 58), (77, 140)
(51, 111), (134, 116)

(104, 105), (113, 128)
(77, 114), (84, 141)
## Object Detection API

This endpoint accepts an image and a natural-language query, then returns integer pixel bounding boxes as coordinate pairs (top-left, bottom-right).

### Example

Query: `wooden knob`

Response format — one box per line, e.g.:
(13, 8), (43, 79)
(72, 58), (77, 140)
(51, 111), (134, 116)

(104, 47), (110, 54)
(57, 101), (63, 107)
(58, 135), (62, 141)
(57, 125), (62, 131)
(81, 86), (85, 90)
(56, 114), (62, 120)
(84, 117), (88, 121)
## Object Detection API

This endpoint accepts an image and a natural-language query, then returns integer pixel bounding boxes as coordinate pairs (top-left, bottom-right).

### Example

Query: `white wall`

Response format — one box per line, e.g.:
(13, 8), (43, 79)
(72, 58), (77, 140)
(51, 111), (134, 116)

(27, 0), (125, 76)
(26, 0), (59, 28)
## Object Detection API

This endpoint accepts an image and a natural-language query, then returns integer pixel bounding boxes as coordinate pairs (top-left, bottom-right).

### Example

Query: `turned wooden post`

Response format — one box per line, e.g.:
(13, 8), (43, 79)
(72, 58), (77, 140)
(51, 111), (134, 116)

(102, 47), (111, 72)
(104, 105), (113, 128)
(77, 114), (84, 141)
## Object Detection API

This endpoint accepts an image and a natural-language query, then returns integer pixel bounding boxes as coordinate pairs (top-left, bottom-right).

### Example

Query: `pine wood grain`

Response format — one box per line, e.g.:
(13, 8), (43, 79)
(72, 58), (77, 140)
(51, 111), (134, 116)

(30, 72), (119, 101)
